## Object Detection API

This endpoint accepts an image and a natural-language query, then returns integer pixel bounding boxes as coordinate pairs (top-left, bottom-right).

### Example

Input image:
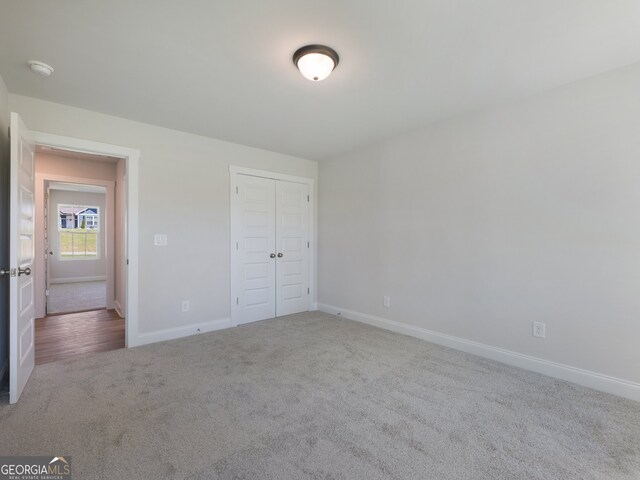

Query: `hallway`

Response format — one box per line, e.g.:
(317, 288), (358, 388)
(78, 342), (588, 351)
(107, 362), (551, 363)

(47, 280), (107, 314)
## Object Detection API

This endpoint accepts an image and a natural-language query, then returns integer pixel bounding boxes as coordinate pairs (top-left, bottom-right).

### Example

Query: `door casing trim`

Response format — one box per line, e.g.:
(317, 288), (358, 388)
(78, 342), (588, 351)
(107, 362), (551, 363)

(36, 173), (115, 316)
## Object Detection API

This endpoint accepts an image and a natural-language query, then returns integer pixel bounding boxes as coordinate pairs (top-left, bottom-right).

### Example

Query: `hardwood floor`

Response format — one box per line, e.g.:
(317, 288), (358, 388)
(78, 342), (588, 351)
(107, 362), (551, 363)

(35, 309), (125, 365)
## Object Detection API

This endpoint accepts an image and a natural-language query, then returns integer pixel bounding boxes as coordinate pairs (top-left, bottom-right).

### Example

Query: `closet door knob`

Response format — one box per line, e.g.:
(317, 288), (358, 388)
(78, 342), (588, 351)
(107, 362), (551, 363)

(270, 253), (276, 258)
(277, 253), (283, 258)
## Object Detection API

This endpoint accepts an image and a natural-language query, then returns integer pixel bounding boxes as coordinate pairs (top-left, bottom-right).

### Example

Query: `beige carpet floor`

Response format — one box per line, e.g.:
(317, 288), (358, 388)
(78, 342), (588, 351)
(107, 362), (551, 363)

(47, 281), (106, 314)
(0, 312), (638, 479)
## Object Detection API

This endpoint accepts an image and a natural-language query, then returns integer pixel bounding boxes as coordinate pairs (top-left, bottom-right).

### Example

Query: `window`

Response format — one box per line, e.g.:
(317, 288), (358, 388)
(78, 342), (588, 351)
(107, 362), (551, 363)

(58, 204), (100, 260)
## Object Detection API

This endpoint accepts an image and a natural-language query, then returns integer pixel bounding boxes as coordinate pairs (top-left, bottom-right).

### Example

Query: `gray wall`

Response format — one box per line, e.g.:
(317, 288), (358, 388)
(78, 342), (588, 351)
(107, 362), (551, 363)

(9, 93), (318, 337)
(0, 74), (9, 385)
(318, 62), (640, 385)
(48, 190), (107, 282)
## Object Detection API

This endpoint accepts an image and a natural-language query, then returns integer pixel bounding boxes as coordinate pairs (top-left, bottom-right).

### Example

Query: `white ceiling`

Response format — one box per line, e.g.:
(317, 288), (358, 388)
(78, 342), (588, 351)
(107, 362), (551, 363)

(2, 1), (640, 161)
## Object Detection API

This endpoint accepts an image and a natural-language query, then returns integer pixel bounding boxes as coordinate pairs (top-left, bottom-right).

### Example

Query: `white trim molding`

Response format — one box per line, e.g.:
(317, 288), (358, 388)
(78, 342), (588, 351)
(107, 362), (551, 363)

(113, 300), (124, 318)
(49, 276), (106, 284)
(135, 317), (232, 347)
(317, 303), (640, 402)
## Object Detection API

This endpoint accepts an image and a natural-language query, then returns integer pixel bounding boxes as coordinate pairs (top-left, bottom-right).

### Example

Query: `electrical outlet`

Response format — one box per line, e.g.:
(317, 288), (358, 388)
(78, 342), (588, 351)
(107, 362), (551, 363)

(181, 300), (190, 312)
(383, 296), (390, 308)
(533, 321), (545, 338)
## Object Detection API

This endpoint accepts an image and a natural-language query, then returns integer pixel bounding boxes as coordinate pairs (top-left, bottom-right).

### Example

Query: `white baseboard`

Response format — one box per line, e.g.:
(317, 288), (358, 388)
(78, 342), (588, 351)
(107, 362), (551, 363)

(134, 317), (233, 347)
(50, 276), (106, 284)
(113, 300), (124, 318)
(317, 303), (640, 402)
(310, 302), (318, 311)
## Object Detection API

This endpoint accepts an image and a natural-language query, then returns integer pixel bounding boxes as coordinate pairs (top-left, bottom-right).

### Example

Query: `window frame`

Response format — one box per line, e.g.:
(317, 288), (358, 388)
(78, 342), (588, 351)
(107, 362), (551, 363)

(57, 203), (101, 261)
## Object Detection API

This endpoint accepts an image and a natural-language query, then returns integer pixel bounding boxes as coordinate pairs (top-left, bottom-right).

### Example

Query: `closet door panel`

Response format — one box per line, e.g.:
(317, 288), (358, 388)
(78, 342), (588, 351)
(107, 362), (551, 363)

(275, 181), (309, 316)
(231, 175), (276, 324)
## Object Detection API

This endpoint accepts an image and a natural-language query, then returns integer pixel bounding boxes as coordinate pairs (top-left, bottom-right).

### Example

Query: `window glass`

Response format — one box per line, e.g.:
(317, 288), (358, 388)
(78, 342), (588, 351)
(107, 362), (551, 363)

(58, 204), (100, 260)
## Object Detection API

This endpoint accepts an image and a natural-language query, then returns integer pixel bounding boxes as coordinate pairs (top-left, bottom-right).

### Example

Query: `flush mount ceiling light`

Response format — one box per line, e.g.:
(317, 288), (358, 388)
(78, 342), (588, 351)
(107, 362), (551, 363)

(27, 60), (54, 77)
(293, 45), (339, 82)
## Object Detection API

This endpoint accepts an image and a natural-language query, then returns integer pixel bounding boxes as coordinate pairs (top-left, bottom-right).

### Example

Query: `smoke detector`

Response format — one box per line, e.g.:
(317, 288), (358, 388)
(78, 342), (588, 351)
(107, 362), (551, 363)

(27, 60), (54, 77)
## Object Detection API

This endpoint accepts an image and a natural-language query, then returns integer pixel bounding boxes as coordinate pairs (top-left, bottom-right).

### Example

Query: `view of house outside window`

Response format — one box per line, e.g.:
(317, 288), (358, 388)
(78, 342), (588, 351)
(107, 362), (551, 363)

(58, 204), (100, 259)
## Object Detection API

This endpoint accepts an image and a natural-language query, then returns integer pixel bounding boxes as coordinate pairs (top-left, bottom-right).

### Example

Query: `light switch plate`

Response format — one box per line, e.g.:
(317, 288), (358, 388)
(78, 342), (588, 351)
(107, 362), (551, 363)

(154, 234), (168, 246)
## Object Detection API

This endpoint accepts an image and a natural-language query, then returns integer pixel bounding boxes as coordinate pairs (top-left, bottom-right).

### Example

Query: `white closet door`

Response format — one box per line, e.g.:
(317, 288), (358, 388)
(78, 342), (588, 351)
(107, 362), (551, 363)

(275, 181), (309, 316)
(231, 175), (276, 325)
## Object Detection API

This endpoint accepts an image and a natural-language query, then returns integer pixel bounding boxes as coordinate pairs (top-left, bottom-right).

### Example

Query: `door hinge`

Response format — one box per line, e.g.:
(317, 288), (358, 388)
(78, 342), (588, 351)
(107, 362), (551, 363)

(307, 288), (310, 294)
(236, 241), (239, 250)
(236, 297), (239, 305)
(307, 241), (309, 248)
(236, 186), (239, 194)
(307, 195), (309, 202)
(126, 259), (129, 265)
(45, 289), (50, 296)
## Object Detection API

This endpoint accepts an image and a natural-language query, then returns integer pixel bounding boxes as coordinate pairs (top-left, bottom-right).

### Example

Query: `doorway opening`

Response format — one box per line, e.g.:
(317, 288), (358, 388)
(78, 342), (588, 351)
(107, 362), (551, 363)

(34, 145), (126, 364)
(46, 182), (107, 314)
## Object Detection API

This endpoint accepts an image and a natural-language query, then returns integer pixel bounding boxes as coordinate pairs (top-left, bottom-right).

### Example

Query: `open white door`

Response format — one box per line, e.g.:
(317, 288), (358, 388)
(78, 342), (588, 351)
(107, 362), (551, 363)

(8, 113), (36, 403)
